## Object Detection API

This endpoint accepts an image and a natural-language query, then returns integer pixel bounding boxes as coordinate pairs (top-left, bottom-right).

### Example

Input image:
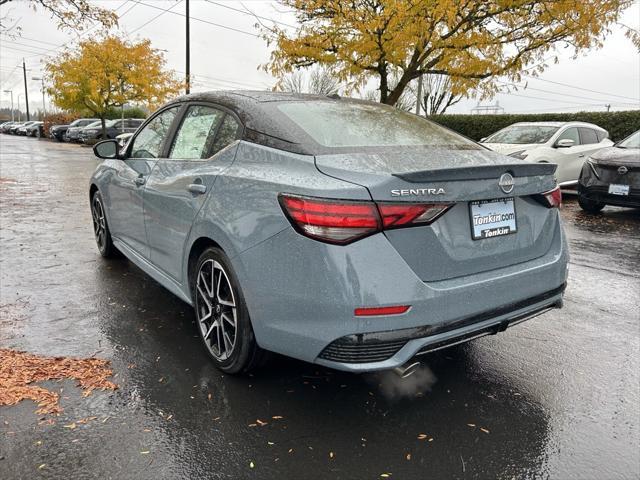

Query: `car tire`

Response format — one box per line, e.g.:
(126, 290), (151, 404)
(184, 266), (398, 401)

(91, 191), (117, 258)
(578, 193), (605, 213)
(192, 247), (268, 374)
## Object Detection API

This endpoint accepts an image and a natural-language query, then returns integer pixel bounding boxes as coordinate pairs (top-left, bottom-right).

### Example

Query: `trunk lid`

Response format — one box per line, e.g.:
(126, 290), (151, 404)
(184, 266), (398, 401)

(315, 148), (559, 282)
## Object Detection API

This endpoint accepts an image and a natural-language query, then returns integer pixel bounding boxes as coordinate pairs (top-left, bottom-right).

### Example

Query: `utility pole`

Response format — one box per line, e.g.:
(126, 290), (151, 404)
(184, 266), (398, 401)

(605, 104), (611, 112)
(185, 0), (190, 94)
(3, 90), (14, 121)
(415, 75), (423, 116)
(32, 77), (46, 120)
(22, 59), (30, 121)
(17, 94), (22, 121)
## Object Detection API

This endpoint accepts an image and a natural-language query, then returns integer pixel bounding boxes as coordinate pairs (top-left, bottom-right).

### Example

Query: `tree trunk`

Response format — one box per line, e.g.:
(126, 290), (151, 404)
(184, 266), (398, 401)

(384, 69), (415, 106)
(100, 117), (107, 139)
(379, 66), (388, 103)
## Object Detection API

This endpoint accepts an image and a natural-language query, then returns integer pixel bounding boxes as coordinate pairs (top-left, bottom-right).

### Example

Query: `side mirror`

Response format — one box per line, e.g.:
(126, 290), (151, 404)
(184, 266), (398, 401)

(555, 138), (575, 148)
(93, 139), (121, 159)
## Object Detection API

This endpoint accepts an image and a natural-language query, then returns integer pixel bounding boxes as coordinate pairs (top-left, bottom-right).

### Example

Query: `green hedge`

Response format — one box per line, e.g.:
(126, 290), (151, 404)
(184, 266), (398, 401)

(104, 106), (148, 119)
(428, 110), (640, 142)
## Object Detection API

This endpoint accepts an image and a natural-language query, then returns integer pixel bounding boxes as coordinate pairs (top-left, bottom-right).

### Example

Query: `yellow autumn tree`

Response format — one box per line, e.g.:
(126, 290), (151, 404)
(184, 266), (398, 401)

(45, 36), (183, 136)
(264, 0), (637, 106)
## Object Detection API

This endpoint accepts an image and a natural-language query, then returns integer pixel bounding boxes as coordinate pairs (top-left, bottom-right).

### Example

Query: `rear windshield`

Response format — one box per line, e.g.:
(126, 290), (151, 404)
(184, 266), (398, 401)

(485, 125), (559, 144)
(276, 101), (477, 149)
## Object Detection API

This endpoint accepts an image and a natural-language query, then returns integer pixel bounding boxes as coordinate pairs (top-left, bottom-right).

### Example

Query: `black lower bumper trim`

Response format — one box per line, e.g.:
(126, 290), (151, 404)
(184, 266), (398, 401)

(318, 283), (566, 364)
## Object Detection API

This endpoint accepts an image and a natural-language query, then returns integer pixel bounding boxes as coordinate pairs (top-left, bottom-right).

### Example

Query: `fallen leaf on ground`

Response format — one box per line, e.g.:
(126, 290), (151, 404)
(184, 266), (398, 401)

(272, 415), (283, 419)
(0, 349), (117, 415)
(249, 461), (255, 469)
(480, 428), (490, 434)
(417, 434), (427, 440)
(140, 451), (150, 455)
(256, 419), (268, 426)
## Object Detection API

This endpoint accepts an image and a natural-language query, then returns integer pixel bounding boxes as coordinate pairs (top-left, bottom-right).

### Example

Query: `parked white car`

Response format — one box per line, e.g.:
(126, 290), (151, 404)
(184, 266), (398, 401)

(481, 122), (614, 187)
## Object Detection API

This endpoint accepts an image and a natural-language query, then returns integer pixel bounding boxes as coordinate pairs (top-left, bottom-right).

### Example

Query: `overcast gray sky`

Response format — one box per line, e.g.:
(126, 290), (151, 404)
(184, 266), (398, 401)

(1, 0), (639, 115)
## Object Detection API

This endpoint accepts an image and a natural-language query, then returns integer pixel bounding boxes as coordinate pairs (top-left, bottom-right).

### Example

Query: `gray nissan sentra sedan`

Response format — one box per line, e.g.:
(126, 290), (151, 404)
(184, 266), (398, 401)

(89, 91), (568, 375)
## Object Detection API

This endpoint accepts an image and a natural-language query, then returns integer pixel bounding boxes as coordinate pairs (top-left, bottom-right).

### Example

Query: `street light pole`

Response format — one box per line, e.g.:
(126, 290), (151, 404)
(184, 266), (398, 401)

(3, 90), (14, 121)
(17, 93), (23, 121)
(22, 59), (30, 121)
(32, 77), (46, 120)
(185, 0), (190, 94)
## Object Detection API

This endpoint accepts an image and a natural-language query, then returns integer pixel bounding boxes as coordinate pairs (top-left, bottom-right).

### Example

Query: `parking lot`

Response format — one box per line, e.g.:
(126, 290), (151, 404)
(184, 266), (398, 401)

(0, 134), (639, 479)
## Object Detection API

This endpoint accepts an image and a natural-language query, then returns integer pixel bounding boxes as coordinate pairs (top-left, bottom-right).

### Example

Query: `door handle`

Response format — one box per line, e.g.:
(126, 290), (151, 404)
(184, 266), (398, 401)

(578, 154), (585, 158)
(134, 176), (146, 185)
(188, 183), (207, 194)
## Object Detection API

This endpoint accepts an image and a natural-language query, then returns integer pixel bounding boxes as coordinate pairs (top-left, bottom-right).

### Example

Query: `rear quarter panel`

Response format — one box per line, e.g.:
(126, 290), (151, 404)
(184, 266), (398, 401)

(183, 141), (370, 293)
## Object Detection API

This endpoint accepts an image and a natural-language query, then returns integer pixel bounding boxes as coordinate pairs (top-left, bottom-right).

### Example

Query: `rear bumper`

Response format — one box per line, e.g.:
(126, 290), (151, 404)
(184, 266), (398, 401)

(317, 284), (564, 371)
(234, 210), (569, 372)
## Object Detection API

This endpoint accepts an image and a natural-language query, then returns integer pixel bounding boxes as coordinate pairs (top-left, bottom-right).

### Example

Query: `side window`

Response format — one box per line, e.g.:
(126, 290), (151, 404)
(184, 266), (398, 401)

(579, 128), (599, 145)
(557, 127), (580, 145)
(211, 115), (240, 155)
(130, 107), (179, 159)
(169, 105), (224, 159)
(596, 130), (608, 142)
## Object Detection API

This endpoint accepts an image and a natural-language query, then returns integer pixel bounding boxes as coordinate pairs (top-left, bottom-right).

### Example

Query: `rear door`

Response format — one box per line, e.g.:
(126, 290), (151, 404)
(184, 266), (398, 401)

(106, 105), (181, 258)
(143, 103), (242, 283)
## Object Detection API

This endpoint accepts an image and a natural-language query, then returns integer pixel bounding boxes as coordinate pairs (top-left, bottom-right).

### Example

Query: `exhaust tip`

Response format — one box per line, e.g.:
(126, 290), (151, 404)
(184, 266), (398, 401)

(393, 361), (421, 379)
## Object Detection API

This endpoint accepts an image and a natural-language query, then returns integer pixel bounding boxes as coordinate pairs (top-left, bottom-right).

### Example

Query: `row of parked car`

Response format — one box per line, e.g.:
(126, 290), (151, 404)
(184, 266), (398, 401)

(0, 120), (44, 137)
(0, 117), (144, 144)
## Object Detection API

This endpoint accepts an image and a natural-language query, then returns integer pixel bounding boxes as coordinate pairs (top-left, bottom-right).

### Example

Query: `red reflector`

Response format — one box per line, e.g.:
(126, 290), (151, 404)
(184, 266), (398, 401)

(354, 305), (411, 316)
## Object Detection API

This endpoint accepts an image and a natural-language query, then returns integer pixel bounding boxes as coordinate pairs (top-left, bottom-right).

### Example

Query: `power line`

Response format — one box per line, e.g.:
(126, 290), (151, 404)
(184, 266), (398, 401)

(128, 0), (184, 34)
(203, 0), (297, 29)
(1, 40), (57, 55)
(0, 34), (61, 47)
(498, 81), (640, 104)
(523, 74), (640, 102)
(497, 91), (596, 106)
(131, 0), (260, 38)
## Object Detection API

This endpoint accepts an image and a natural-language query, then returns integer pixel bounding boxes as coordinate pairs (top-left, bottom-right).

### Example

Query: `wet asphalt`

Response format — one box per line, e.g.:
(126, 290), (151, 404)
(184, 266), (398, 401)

(0, 134), (638, 480)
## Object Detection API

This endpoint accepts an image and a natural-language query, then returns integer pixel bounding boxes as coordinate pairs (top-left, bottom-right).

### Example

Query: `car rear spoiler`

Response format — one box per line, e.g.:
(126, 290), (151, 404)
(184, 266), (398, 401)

(392, 163), (557, 183)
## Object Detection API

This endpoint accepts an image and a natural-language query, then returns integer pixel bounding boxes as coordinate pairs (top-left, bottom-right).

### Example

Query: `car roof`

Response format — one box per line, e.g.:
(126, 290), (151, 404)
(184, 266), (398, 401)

(165, 90), (372, 154)
(510, 121), (606, 130)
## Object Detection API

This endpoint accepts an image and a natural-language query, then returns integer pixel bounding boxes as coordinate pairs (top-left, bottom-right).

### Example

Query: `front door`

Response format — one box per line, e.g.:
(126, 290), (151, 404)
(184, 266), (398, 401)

(554, 127), (588, 184)
(108, 106), (180, 258)
(143, 104), (241, 282)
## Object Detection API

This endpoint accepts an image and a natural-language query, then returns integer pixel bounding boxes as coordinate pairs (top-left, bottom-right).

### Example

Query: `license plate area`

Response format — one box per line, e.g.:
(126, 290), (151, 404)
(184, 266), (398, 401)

(470, 198), (517, 240)
(608, 184), (629, 196)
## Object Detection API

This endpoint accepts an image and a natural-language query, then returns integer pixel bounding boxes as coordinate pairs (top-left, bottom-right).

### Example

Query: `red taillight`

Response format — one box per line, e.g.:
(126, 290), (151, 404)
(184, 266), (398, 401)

(279, 194), (380, 244)
(541, 186), (562, 208)
(279, 194), (452, 244)
(377, 202), (452, 228)
(354, 305), (411, 316)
